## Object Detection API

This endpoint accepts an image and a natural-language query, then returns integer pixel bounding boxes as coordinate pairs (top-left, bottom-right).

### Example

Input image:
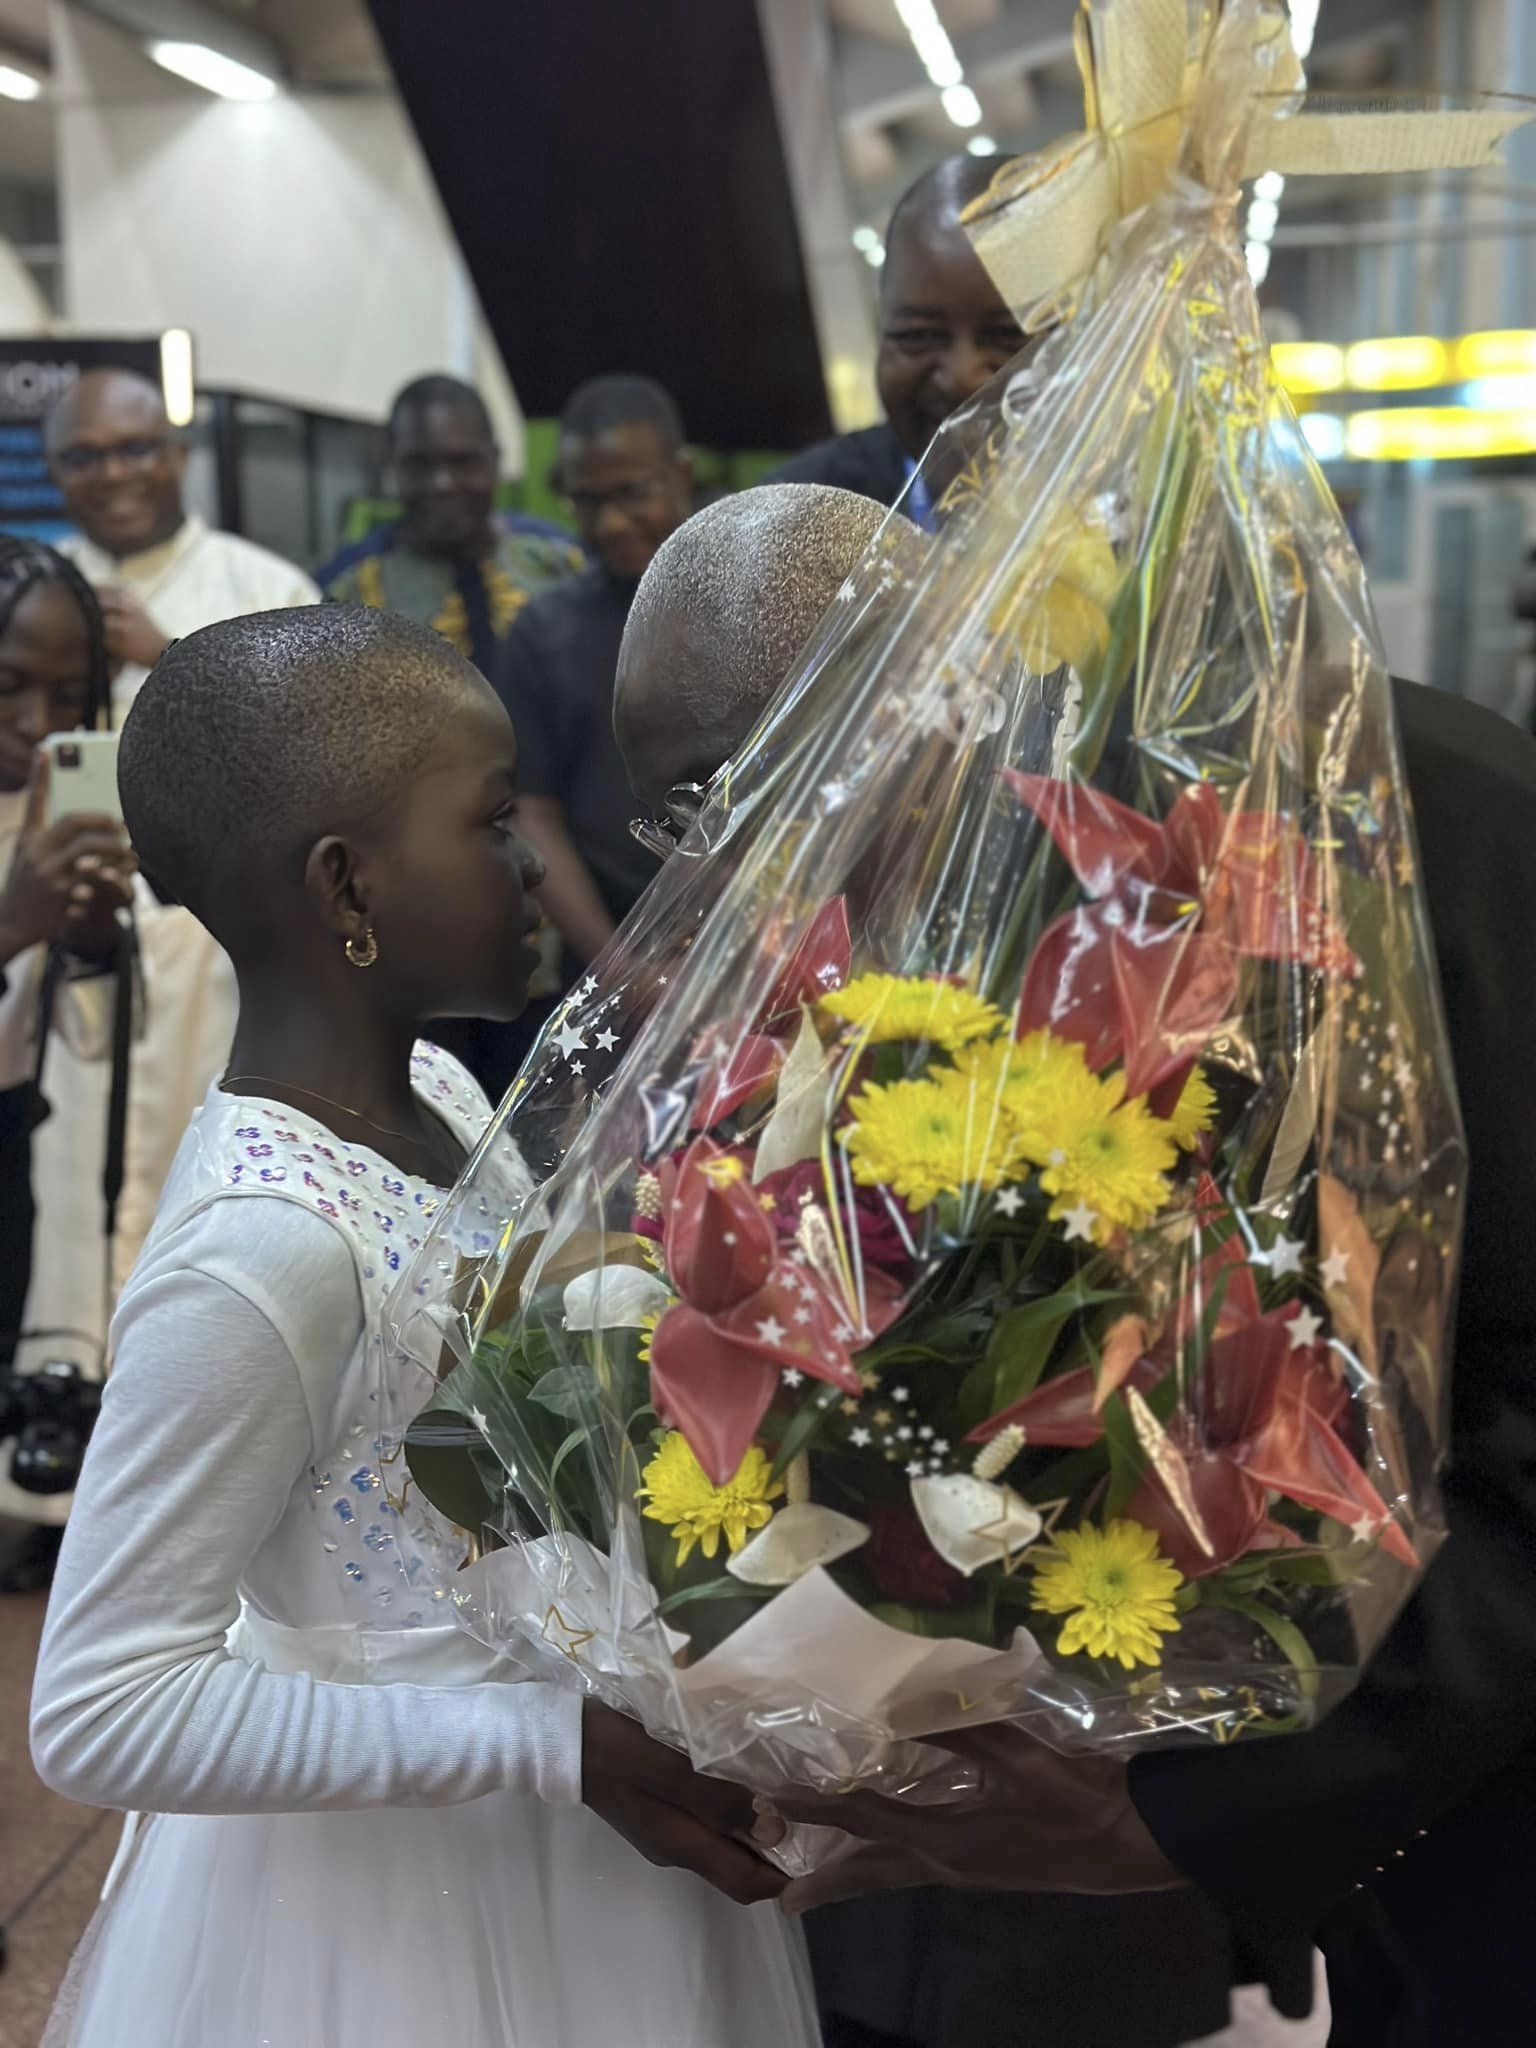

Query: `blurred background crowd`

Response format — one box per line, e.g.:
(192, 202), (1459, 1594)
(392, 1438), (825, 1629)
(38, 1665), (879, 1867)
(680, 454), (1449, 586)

(3, 0), (1536, 2041)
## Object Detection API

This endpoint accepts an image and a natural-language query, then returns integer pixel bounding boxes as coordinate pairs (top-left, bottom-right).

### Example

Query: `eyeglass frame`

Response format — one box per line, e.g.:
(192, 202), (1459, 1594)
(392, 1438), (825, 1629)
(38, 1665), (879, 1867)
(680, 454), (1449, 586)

(628, 781), (708, 862)
(52, 436), (174, 478)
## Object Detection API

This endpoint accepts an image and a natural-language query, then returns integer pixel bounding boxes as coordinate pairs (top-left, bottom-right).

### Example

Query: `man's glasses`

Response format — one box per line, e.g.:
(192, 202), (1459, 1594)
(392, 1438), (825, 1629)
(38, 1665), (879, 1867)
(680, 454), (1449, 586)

(564, 471), (672, 520)
(54, 438), (169, 477)
(629, 782), (707, 862)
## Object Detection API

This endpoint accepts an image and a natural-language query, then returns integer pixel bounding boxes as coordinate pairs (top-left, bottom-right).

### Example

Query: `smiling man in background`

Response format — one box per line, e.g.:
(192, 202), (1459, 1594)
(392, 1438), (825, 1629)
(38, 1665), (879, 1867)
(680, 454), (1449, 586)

(771, 154), (1027, 517)
(49, 367), (318, 712)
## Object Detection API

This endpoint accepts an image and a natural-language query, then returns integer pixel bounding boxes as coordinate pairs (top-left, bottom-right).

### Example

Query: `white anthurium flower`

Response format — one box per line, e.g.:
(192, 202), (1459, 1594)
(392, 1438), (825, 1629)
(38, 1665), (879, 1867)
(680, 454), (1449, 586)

(912, 1474), (1043, 1577)
(726, 1502), (871, 1587)
(562, 1265), (673, 1332)
(752, 1006), (832, 1183)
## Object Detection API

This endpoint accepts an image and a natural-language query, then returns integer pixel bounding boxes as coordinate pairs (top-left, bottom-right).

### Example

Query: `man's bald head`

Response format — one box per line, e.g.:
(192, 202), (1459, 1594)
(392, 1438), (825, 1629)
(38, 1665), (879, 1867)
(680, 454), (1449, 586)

(47, 367), (186, 558)
(877, 152), (1027, 464)
(613, 483), (926, 806)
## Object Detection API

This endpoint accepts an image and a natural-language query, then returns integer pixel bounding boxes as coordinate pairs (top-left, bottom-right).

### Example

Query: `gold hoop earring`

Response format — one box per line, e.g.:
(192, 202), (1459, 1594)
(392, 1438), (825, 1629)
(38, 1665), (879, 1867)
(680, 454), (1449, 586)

(345, 927), (378, 969)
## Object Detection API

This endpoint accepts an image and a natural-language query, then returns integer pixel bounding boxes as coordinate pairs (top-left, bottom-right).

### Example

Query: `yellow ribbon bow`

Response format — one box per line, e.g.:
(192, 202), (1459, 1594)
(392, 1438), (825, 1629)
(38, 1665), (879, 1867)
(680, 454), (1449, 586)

(966, 0), (1527, 317)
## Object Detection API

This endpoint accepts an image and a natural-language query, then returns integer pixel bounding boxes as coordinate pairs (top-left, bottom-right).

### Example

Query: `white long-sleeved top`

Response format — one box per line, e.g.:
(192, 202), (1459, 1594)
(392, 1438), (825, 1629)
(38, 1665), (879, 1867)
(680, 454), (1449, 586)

(31, 1050), (583, 1817)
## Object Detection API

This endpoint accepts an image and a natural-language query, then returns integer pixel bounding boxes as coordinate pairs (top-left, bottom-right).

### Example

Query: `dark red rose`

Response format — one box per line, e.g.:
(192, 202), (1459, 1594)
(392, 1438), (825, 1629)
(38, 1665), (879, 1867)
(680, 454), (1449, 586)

(866, 1504), (967, 1609)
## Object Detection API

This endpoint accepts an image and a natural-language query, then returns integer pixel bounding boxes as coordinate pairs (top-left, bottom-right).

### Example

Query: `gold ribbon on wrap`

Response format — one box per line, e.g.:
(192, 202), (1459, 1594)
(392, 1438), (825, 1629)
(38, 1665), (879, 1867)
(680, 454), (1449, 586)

(965, 0), (1529, 317)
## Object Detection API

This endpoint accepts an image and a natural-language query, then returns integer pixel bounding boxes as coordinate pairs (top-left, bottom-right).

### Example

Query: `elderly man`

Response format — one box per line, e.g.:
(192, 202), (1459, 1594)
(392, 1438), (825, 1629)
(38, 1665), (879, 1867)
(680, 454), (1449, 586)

(605, 483), (1310, 2048)
(642, 483), (1536, 2044)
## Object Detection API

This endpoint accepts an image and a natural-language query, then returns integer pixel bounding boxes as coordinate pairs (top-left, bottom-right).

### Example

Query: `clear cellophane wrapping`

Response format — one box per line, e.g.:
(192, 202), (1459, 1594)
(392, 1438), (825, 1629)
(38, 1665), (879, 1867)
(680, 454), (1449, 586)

(382, 2), (1463, 1811)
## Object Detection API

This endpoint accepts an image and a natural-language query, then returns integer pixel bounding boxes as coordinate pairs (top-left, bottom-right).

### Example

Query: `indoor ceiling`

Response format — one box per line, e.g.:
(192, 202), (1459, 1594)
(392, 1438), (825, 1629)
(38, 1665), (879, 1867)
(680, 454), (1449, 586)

(828, 0), (1415, 234)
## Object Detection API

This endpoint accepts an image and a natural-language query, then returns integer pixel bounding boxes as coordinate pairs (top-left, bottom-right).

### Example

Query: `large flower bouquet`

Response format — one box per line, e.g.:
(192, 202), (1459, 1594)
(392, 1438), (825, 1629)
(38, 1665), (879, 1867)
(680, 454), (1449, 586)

(384, 0), (1476, 1785)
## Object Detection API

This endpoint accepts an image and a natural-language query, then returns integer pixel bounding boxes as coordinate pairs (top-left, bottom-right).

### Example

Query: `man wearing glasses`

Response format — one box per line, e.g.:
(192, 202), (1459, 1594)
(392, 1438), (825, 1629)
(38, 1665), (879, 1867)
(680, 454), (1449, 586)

(495, 375), (694, 981)
(48, 367), (318, 714)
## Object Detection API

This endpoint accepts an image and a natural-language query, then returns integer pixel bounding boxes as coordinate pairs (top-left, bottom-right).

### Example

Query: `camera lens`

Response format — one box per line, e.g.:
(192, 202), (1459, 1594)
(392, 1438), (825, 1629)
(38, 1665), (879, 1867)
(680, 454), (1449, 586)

(58, 742), (81, 770)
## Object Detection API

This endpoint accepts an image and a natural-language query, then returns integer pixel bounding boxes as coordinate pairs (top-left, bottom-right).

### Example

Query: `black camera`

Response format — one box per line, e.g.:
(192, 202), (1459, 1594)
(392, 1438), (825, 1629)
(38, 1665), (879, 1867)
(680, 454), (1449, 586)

(0, 1359), (102, 1495)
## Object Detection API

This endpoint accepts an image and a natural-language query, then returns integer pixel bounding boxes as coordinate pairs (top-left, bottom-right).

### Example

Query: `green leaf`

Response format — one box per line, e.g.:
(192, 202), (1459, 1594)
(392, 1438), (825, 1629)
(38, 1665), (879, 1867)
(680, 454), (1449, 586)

(1100, 1389), (1146, 1521)
(528, 1364), (599, 1422)
(957, 1284), (1128, 1433)
(547, 1425), (592, 1497)
(1201, 1589), (1320, 1701)
(768, 1390), (836, 1481)
(656, 1574), (773, 1617)
(403, 1407), (499, 1538)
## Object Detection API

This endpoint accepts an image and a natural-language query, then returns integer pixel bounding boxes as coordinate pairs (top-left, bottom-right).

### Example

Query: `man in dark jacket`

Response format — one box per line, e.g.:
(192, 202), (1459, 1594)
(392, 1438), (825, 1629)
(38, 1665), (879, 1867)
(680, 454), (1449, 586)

(770, 155), (1028, 517)
(771, 679), (1536, 2047)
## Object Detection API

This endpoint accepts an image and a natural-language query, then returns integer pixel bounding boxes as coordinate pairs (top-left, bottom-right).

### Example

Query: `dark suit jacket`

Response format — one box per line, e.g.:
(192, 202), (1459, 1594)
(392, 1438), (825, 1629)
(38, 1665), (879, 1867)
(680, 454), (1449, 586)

(767, 422), (910, 508)
(1133, 678), (1536, 2044)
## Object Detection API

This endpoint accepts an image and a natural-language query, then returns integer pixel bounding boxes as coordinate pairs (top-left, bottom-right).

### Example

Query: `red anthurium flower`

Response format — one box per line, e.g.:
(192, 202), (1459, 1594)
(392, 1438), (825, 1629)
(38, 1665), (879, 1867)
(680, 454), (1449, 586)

(692, 1034), (784, 1129)
(762, 896), (852, 1023)
(968, 1217), (1411, 1575)
(650, 1258), (898, 1485)
(663, 1139), (776, 1314)
(651, 1135), (904, 1483)
(1005, 773), (1355, 1100)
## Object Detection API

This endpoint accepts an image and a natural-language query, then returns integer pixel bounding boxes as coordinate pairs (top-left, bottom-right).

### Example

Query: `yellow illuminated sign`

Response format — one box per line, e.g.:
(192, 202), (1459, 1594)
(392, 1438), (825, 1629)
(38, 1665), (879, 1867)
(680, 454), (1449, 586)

(1270, 341), (1345, 393)
(1271, 328), (1536, 399)
(1344, 336), (1450, 391)
(1344, 406), (1536, 461)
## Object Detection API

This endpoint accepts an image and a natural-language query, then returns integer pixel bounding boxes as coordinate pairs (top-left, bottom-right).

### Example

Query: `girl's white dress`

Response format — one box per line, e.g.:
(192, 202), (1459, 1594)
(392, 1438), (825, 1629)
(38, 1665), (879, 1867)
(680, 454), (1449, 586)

(32, 1047), (819, 2047)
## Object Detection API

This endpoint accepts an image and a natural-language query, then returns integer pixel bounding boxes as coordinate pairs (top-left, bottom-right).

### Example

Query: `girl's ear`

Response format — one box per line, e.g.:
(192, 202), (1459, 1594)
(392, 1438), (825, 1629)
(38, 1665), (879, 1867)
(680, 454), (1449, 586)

(304, 834), (372, 951)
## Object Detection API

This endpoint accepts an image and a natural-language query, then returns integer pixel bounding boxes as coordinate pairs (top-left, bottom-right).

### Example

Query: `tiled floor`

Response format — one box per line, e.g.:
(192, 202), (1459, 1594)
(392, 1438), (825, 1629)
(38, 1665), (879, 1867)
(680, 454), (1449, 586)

(0, 1522), (1328, 2048)
(0, 1577), (117, 2048)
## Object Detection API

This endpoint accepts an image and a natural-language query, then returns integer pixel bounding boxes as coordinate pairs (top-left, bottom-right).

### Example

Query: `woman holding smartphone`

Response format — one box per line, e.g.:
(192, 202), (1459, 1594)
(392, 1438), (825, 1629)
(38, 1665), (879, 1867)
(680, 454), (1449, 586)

(0, 536), (135, 1587)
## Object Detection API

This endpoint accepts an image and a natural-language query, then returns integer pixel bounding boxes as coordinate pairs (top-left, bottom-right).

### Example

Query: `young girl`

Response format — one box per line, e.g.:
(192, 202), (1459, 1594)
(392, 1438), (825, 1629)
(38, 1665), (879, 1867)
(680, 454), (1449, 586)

(31, 604), (818, 2046)
(1, 539), (134, 1581)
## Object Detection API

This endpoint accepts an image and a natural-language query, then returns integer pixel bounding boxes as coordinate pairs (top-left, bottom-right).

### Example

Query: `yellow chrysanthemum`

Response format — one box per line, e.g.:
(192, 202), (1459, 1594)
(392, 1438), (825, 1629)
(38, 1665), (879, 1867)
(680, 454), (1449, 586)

(842, 1074), (1031, 1211)
(637, 1432), (784, 1567)
(990, 526), (1122, 676)
(1029, 1076), (1178, 1237)
(949, 1028), (1103, 1128)
(818, 973), (1005, 1052)
(1167, 1065), (1218, 1152)
(1030, 1519), (1184, 1670)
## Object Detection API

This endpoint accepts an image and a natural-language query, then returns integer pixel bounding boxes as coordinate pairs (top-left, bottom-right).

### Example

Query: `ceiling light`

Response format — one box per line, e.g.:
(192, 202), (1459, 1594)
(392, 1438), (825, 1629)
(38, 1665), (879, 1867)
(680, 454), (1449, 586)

(1246, 197), (1280, 241)
(1270, 341), (1346, 393)
(1456, 330), (1536, 379)
(852, 225), (881, 253)
(0, 63), (42, 101)
(149, 41), (276, 101)
(1345, 335), (1450, 391)
(941, 83), (983, 129)
(1289, 0), (1320, 62)
(160, 329), (195, 428)
(1246, 241), (1272, 285)
(1299, 412), (1346, 462)
(1345, 405), (1536, 462)
(1254, 170), (1286, 203)
(967, 134), (1000, 156)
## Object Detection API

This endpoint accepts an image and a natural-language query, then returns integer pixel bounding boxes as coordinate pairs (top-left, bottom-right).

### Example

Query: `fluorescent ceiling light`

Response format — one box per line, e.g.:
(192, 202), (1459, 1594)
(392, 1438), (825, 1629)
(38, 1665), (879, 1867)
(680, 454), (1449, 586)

(149, 41), (276, 101)
(967, 133), (1000, 156)
(0, 63), (42, 101)
(160, 329), (195, 428)
(941, 83), (983, 129)
(1299, 412), (1345, 462)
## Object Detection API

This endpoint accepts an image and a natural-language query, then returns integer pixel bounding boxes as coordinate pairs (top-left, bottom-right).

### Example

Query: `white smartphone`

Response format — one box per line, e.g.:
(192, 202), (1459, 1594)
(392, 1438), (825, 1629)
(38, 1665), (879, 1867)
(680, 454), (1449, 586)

(42, 730), (123, 826)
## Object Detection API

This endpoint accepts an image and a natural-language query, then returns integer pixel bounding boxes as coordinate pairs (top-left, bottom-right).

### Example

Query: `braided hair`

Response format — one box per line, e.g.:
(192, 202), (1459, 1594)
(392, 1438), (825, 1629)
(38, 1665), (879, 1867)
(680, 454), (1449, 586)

(0, 533), (111, 733)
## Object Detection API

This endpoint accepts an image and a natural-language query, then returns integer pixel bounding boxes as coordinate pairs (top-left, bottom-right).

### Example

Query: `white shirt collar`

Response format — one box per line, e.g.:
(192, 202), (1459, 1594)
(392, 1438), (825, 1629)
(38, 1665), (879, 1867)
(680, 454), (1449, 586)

(70, 513), (206, 590)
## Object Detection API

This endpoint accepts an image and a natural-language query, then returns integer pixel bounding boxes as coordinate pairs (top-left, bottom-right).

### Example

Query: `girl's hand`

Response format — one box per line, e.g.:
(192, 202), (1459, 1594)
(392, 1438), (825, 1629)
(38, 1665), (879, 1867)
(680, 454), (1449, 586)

(580, 1699), (789, 1906)
(0, 754), (136, 966)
